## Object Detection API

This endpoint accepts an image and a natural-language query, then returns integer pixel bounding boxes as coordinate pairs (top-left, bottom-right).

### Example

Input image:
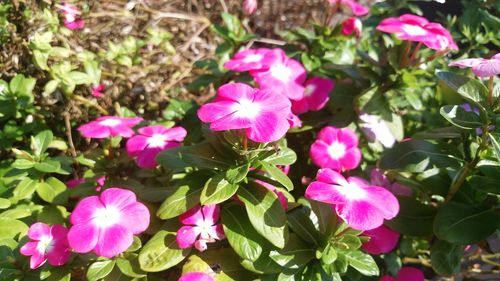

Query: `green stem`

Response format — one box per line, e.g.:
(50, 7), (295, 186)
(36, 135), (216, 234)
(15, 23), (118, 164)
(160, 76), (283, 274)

(488, 76), (494, 106)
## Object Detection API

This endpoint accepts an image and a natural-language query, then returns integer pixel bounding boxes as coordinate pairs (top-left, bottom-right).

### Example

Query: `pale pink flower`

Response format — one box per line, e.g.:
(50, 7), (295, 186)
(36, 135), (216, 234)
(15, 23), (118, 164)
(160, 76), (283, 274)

(310, 126), (361, 171)
(67, 188), (150, 258)
(91, 84), (105, 98)
(78, 116), (143, 139)
(377, 14), (458, 51)
(380, 267), (425, 281)
(250, 49), (306, 100)
(176, 205), (225, 252)
(60, 3), (85, 30)
(342, 17), (363, 37)
(370, 168), (412, 196)
(449, 53), (500, 77)
(198, 83), (291, 143)
(126, 125), (187, 168)
(291, 77), (335, 114)
(362, 225), (400, 254)
(20, 223), (71, 269)
(243, 0), (258, 15)
(224, 48), (282, 72)
(359, 113), (396, 148)
(179, 272), (214, 281)
(328, 0), (369, 16)
(305, 168), (399, 231)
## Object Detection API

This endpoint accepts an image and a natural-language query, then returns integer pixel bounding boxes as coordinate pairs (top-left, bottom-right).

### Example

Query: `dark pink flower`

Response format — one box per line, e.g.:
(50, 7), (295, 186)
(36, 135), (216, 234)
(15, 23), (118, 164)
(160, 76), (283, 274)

(66, 178), (85, 189)
(176, 205), (225, 252)
(305, 168), (399, 231)
(197, 83), (291, 143)
(250, 49), (306, 100)
(67, 188), (150, 258)
(60, 3), (85, 30)
(243, 0), (258, 15)
(126, 125), (187, 168)
(342, 17), (363, 37)
(291, 77), (334, 114)
(20, 223), (71, 269)
(328, 0), (369, 16)
(362, 225), (400, 254)
(224, 48), (283, 72)
(179, 272), (214, 281)
(91, 84), (105, 98)
(377, 14), (458, 51)
(310, 126), (361, 171)
(380, 267), (425, 281)
(449, 53), (500, 77)
(78, 116), (143, 139)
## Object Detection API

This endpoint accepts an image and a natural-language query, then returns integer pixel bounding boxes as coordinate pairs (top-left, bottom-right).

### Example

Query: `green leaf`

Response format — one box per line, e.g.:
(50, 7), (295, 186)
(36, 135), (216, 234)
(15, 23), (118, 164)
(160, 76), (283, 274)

(237, 182), (288, 248)
(157, 142), (233, 171)
(201, 172), (239, 205)
(439, 105), (482, 129)
(385, 197), (437, 236)
(225, 163), (250, 184)
(34, 159), (61, 173)
(11, 159), (35, 169)
(436, 71), (488, 107)
(43, 80), (59, 96)
(343, 250), (379, 276)
(430, 240), (462, 276)
(241, 254), (282, 274)
(221, 204), (265, 262)
(32, 130), (53, 157)
(116, 255), (146, 278)
(0, 199), (10, 210)
(434, 202), (500, 244)
(264, 147), (297, 166)
(13, 177), (37, 200)
(0, 218), (28, 239)
(489, 133), (500, 161)
(269, 234), (314, 269)
(259, 161), (294, 191)
(87, 260), (116, 281)
(68, 71), (92, 85)
(309, 200), (336, 235)
(138, 230), (190, 272)
(35, 177), (68, 204)
(287, 206), (321, 246)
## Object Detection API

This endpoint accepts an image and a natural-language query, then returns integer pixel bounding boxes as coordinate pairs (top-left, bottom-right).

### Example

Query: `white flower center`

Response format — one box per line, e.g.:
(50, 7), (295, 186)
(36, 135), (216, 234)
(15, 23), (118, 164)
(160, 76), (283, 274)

(269, 64), (292, 82)
(304, 84), (316, 97)
(340, 182), (367, 200)
(328, 142), (346, 159)
(196, 219), (214, 240)
(37, 236), (53, 254)
(92, 206), (121, 228)
(243, 54), (263, 63)
(147, 134), (167, 148)
(99, 119), (121, 127)
(232, 99), (261, 119)
(402, 24), (427, 36)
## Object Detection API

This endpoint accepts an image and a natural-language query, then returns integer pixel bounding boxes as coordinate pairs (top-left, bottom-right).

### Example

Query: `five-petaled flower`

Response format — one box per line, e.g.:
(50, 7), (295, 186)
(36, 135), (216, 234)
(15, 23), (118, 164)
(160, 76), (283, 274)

(291, 77), (335, 115)
(20, 223), (71, 269)
(449, 53), (500, 77)
(176, 205), (225, 252)
(126, 125), (187, 168)
(78, 116), (143, 139)
(67, 188), (150, 258)
(197, 83), (292, 143)
(305, 168), (399, 231)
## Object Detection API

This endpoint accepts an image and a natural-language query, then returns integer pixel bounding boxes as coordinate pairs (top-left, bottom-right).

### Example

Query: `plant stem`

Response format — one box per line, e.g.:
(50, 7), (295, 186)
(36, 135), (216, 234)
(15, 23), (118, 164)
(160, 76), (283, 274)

(488, 76), (494, 106)
(408, 42), (422, 67)
(400, 41), (412, 69)
(72, 95), (109, 115)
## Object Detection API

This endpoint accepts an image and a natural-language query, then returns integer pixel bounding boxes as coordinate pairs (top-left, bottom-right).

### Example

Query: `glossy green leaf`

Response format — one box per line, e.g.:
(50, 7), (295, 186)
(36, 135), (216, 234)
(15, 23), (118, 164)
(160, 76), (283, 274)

(386, 197), (437, 236)
(157, 142), (233, 171)
(343, 250), (379, 276)
(87, 260), (115, 281)
(33, 159), (61, 173)
(259, 161), (293, 191)
(138, 230), (190, 272)
(0, 218), (28, 239)
(440, 105), (482, 129)
(430, 240), (462, 276)
(35, 177), (68, 204)
(269, 235), (314, 269)
(264, 147), (297, 166)
(13, 177), (37, 200)
(116, 255), (146, 278)
(287, 206), (321, 246)
(32, 130), (53, 157)
(201, 172), (239, 205)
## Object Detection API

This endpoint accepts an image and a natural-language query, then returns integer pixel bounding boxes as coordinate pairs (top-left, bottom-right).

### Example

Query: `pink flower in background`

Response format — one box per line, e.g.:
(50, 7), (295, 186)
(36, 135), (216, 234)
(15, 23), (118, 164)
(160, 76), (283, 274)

(179, 272), (214, 281)
(342, 17), (363, 37)
(60, 3), (85, 30)
(359, 113), (396, 148)
(67, 188), (150, 258)
(198, 83), (291, 143)
(91, 84), (105, 98)
(291, 77), (335, 114)
(370, 169), (413, 196)
(126, 125), (187, 168)
(377, 14), (458, 51)
(20, 223), (71, 269)
(78, 116), (143, 139)
(305, 168), (399, 231)
(449, 53), (500, 77)
(380, 267), (425, 281)
(251, 49), (306, 100)
(243, 0), (258, 15)
(176, 205), (225, 252)
(310, 126), (361, 171)
(362, 225), (400, 254)
(66, 178), (85, 189)
(224, 48), (282, 72)
(328, 0), (369, 16)
(255, 180), (289, 210)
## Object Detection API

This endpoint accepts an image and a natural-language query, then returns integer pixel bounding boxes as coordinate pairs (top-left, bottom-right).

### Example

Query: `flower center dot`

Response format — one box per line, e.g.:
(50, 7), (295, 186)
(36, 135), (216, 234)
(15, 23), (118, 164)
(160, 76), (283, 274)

(243, 54), (263, 63)
(232, 99), (261, 119)
(99, 119), (121, 127)
(147, 134), (168, 148)
(328, 142), (346, 159)
(401, 24), (427, 36)
(270, 64), (292, 82)
(92, 206), (121, 228)
(37, 236), (53, 254)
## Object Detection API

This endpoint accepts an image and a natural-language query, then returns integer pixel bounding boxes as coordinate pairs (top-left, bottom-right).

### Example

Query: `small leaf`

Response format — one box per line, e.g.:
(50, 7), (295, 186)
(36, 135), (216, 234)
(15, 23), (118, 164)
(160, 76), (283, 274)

(116, 255), (146, 278)
(201, 172), (239, 205)
(87, 260), (116, 281)
(35, 177), (68, 204)
(269, 234), (314, 269)
(343, 250), (379, 276)
(34, 159), (61, 173)
(489, 133), (500, 161)
(264, 147), (297, 166)
(32, 130), (53, 157)
(13, 178), (37, 200)
(287, 206), (321, 246)
(259, 161), (294, 191)
(440, 105), (482, 129)
(138, 230), (190, 272)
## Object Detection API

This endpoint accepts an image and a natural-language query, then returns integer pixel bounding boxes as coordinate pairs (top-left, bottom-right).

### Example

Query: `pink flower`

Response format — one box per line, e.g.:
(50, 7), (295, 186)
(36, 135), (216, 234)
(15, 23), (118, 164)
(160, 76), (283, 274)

(91, 84), (105, 98)
(328, 0), (369, 16)
(78, 116), (143, 139)
(255, 180), (289, 210)
(305, 168), (399, 231)
(310, 126), (361, 171)
(176, 205), (225, 252)
(126, 125), (187, 168)
(243, 0), (258, 15)
(449, 53), (500, 77)
(341, 17), (362, 37)
(224, 48), (282, 72)
(20, 223), (71, 269)
(377, 14), (458, 51)
(64, 19), (85, 30)
(380, 267), (425, 281)
(370, 169), (413, 197)
(250, 49), (306, 100)
(359, 113), (396, 148)
(179, 272), (214, 281)
(197, 83), (291, 143)
(287, 113), (302, 128)
(362, 225), (400, 254)
(291, 77), (335, 114)
(60, 3), (85, 30)
(66, 178), (85, 189)
(67, 188), (150, 258)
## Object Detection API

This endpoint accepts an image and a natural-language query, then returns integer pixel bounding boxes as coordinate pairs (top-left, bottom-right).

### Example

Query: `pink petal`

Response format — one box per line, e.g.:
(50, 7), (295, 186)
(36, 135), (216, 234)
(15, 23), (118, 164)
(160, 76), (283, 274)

(317, 126), (340, 144)
(201, 205), (220, 225)
(29, 252), (47, 269)
(246, 111), (290, 142)
(305, 182), (347, 205)
(380, 276), (397, 281)
(116, 117), (143, 127)
(67, 223), (99, 254)
(216, 82), (257, 103)
(50, 225), (69, 243)
(137, 125), (168, 136)
(108, 125), (136, 138)
(316, 168), (348, 186)
(304, 77), (334, 111)
(94, 224), (133, 258)
(176, 226), (201, 249)
(449, 58), (485, 68)
(310, 141), (342, 170)
(136, 147), (163, 168)
(341, 0), (369, 16)
(179, 272), (214, 281)
(340, 148), (362, 170)
(180, 205), (204, 225)
(20, 241), (39, 256)
(397, 267), (425, 281)
(78, 122), (110, 138)
(252, 88), (292, 113)
(70, 196), (104, 225)
(194, 239), (208, 251)
(364, 186), (400, 220)
(47, 244), (71, 266)
(126, 135), (149, 157)
(362, 225), (400, 254)
(162, 127), (187, 141)
(27, 223), (51, 240)
(338, 128), (359, 148)
(208, 224), (225, 240)
(197, 101), (251, 130)
(336, 200), (386, 231)
(472, 59), (500, 77)
(100, 188), (137, 210)
(119, 202), (150, 235)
